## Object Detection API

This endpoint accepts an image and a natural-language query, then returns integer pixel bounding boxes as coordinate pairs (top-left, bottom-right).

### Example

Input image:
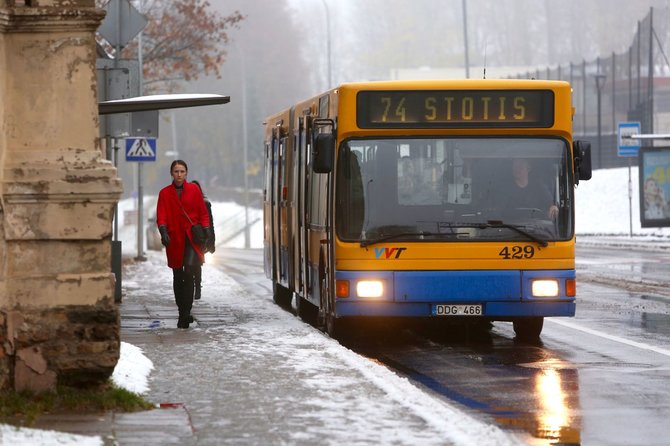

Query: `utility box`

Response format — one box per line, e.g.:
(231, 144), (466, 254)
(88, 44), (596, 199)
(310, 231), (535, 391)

(131, 110), (159, 138)
(96, 59), (140, 138)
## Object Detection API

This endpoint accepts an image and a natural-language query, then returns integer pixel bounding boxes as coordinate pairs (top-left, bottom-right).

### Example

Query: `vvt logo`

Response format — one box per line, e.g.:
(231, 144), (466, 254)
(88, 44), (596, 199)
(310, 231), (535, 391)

(374, 247), (407, 259)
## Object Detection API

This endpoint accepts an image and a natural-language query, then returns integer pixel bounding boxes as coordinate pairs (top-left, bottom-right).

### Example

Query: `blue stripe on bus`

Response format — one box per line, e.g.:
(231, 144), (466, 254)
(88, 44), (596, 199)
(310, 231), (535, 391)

(335, 269), (576, 302)
(334, 269), (576, 317)
(394, 270), (521, 302)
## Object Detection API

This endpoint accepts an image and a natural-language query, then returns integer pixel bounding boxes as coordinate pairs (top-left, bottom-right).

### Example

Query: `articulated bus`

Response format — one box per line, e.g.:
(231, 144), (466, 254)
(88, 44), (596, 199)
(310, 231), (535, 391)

(263, 79), (592, 340)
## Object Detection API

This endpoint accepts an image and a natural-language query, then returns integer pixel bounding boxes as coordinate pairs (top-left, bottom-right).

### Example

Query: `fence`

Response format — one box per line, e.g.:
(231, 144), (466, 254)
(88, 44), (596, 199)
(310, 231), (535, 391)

(511, 7), (670, 170)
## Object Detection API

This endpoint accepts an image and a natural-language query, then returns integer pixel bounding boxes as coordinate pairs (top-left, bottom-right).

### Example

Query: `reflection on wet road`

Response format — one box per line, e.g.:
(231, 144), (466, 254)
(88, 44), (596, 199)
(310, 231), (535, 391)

(339, 245), (670, 445)
(343, 325), (582, 445)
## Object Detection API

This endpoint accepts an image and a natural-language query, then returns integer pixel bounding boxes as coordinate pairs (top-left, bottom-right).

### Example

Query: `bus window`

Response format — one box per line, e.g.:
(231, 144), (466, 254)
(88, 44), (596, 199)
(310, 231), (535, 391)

(336, 148), (364, 238)
(337, 137), (571, 242)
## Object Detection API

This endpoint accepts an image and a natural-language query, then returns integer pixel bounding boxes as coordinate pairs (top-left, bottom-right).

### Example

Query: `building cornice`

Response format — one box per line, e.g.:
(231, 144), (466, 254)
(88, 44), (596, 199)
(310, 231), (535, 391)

(0, 6), (104, 33)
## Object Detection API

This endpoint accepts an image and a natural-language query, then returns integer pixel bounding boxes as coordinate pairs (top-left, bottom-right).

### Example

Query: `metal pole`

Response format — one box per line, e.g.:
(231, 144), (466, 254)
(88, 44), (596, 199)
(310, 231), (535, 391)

(113, 140), (119, 240)
(597, 86), (602, 169)
(137, 164), (146, 260)
(240, 48), (250, 248)
(628, 159), (633, 237)
(135, 0), (146, 261)
(648, 7), (654, 135)
(171, 110), (178, 159)
(320, 0), (332, 89)
(462, 0), (470, 79)
(595, 69), (606, 170)
(112, 0), (124, 300)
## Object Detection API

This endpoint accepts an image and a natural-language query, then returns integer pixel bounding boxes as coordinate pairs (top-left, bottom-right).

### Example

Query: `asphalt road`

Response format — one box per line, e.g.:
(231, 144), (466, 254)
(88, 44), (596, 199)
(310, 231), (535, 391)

(218, 246), (670, 445)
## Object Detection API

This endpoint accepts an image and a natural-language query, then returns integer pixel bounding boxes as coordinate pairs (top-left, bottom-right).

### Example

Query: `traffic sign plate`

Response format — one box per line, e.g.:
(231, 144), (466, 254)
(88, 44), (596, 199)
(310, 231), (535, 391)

(618, 121), (641, 157)
(126, 138), (157, 162)
(99, 0), (148, 48)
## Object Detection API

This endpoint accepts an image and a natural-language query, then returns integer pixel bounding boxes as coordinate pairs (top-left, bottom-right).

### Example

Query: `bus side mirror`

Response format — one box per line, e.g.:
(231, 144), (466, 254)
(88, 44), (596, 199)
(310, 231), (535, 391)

(573, 140), (592, 184)
(313, 133), (335, 173)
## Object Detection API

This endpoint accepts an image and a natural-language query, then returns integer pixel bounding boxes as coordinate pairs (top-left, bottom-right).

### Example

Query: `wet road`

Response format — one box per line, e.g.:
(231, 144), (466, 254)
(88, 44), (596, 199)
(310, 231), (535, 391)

(218, 246), (670, 445)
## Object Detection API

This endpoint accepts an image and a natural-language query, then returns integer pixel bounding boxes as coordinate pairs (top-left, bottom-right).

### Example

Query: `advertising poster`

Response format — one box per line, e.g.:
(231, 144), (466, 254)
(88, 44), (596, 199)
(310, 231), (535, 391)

(639, 147), (670, 227)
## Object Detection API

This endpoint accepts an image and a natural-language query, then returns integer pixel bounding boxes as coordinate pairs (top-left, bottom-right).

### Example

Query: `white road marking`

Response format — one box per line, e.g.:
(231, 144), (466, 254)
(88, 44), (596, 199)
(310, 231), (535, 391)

(548, 318), (670, 358)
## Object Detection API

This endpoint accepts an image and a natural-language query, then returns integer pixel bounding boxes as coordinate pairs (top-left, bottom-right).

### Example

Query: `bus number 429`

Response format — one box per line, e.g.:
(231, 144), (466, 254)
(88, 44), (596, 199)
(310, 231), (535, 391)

(499, 245), (535, 259)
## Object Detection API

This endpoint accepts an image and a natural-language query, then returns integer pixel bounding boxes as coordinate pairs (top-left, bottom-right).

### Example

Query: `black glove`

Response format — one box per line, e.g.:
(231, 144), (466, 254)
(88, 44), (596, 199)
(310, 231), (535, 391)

(158, 225), (170, 247)
(207, 227), (216, 253)
(200, 227), (210, 247)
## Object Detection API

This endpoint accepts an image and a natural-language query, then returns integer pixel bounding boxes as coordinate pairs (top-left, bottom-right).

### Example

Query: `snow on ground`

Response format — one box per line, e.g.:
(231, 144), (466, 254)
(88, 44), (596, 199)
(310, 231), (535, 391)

(116, 196), (264, 256)
(121, 250), (523, 446)
(0, 343), (153, 446)
(0, 425), (102, 446)
(111, 342), (154, 395)
(576, 166), (670, 238)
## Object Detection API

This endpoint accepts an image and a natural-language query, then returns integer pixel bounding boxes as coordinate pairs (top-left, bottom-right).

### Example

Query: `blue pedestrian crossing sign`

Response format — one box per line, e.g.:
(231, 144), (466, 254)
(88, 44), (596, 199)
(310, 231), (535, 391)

(125, 137), (157, 162)
(617, 121), (641, 157)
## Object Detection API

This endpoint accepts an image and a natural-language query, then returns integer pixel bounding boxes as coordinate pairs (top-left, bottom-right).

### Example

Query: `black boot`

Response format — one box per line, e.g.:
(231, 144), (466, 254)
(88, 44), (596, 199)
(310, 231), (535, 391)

(193, 265), (202, 300)
(177, 315), (190, 329)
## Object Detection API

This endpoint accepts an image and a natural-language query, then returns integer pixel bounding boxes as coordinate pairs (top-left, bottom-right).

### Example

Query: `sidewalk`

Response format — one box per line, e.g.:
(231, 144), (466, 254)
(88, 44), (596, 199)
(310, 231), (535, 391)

(11, 253), (205, 446)
(6, 249), (519, 446)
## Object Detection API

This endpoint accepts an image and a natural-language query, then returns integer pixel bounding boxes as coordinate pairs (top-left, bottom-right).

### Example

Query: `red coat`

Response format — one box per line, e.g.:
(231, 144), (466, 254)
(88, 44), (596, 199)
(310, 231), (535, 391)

(156, 181), (211, 268)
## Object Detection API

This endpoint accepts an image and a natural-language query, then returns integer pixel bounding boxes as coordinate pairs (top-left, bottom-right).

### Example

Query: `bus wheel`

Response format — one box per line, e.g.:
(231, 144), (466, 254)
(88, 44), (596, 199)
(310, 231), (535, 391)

(513, 317), (544, 341)
(325, 310), (348, 339)
(272, 282), (292, 310)
(319, 263), (342, 338)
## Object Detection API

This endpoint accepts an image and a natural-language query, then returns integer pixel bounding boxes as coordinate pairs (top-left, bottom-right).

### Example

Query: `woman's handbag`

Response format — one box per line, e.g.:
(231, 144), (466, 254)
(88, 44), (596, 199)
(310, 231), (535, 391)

(190, 223), (207, 246)
(177, 199), (207, 246)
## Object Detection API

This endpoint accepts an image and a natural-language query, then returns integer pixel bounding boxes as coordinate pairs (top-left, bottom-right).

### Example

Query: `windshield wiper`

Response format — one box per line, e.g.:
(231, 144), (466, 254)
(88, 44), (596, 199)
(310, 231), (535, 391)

(436, 220), (548, 247)
(360, 232), (424, 247)
(360, 231), (451, 247)
(360, 221), (549, 248)
(481, 220), (549, 247)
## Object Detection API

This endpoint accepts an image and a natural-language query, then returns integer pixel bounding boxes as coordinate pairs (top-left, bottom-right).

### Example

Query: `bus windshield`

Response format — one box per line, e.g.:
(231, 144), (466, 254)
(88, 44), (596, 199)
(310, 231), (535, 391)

(336, 137), (573, 244)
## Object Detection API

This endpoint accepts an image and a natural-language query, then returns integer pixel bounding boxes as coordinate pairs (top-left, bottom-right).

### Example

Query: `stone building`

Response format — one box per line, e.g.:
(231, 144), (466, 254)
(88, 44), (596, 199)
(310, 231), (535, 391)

(0, 0), (122, 391)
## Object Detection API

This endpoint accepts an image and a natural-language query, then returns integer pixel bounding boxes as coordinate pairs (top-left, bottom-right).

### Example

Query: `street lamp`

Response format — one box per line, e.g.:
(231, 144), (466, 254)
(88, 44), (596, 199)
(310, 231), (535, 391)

(232, 42), (251, 248)
(320, 0), (332, 89)
(462, 0), (470, 79)
(595, 72), (607, 169)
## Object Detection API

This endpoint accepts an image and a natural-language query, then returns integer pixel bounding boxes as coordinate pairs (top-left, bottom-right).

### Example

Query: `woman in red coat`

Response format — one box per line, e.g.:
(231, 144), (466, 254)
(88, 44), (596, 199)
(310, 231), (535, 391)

(156, 160), (211, 328)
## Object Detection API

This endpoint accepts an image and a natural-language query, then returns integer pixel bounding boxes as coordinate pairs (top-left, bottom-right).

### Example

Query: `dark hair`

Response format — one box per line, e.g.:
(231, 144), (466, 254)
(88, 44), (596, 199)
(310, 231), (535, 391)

(170, 160), (188, 173)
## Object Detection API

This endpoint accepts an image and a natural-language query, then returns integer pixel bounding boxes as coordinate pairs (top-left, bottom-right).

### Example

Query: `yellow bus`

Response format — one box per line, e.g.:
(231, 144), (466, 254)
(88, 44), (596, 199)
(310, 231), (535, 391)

(263, 79), (592, 340)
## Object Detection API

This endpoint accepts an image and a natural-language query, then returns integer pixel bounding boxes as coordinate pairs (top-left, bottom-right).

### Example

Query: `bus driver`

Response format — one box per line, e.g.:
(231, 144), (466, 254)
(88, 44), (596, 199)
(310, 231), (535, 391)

(506, 158), (558, 219)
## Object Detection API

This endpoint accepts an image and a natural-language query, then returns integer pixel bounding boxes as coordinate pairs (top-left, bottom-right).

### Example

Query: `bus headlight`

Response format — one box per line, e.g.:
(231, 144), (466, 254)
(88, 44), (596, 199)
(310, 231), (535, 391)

(532, 279), (559, 297)
(356, 280), (384, 298)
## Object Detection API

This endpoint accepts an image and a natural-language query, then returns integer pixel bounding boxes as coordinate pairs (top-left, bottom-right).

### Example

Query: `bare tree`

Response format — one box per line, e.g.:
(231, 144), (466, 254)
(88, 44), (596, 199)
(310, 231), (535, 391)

(98, 0), (245, 92)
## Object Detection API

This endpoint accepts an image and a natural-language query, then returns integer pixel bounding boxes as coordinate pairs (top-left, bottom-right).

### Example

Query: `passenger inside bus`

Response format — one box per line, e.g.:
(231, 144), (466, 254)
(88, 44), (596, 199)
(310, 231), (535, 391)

(398, 156), (419, 204)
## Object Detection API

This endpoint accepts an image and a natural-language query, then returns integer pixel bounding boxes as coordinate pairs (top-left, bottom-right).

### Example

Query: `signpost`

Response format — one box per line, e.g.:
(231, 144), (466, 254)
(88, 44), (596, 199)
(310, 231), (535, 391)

(618, 121), (642, 157)
(97, 0), (148, 295)
(617, 122), (642, 237)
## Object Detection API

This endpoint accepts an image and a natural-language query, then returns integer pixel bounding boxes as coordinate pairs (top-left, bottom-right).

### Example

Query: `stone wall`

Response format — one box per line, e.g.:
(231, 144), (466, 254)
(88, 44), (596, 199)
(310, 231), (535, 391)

(0, 0), (123, 391)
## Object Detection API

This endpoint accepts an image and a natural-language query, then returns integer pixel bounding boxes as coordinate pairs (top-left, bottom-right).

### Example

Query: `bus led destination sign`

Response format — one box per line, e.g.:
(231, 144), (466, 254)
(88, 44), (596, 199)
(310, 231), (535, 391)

(357, 90), (554, 128)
